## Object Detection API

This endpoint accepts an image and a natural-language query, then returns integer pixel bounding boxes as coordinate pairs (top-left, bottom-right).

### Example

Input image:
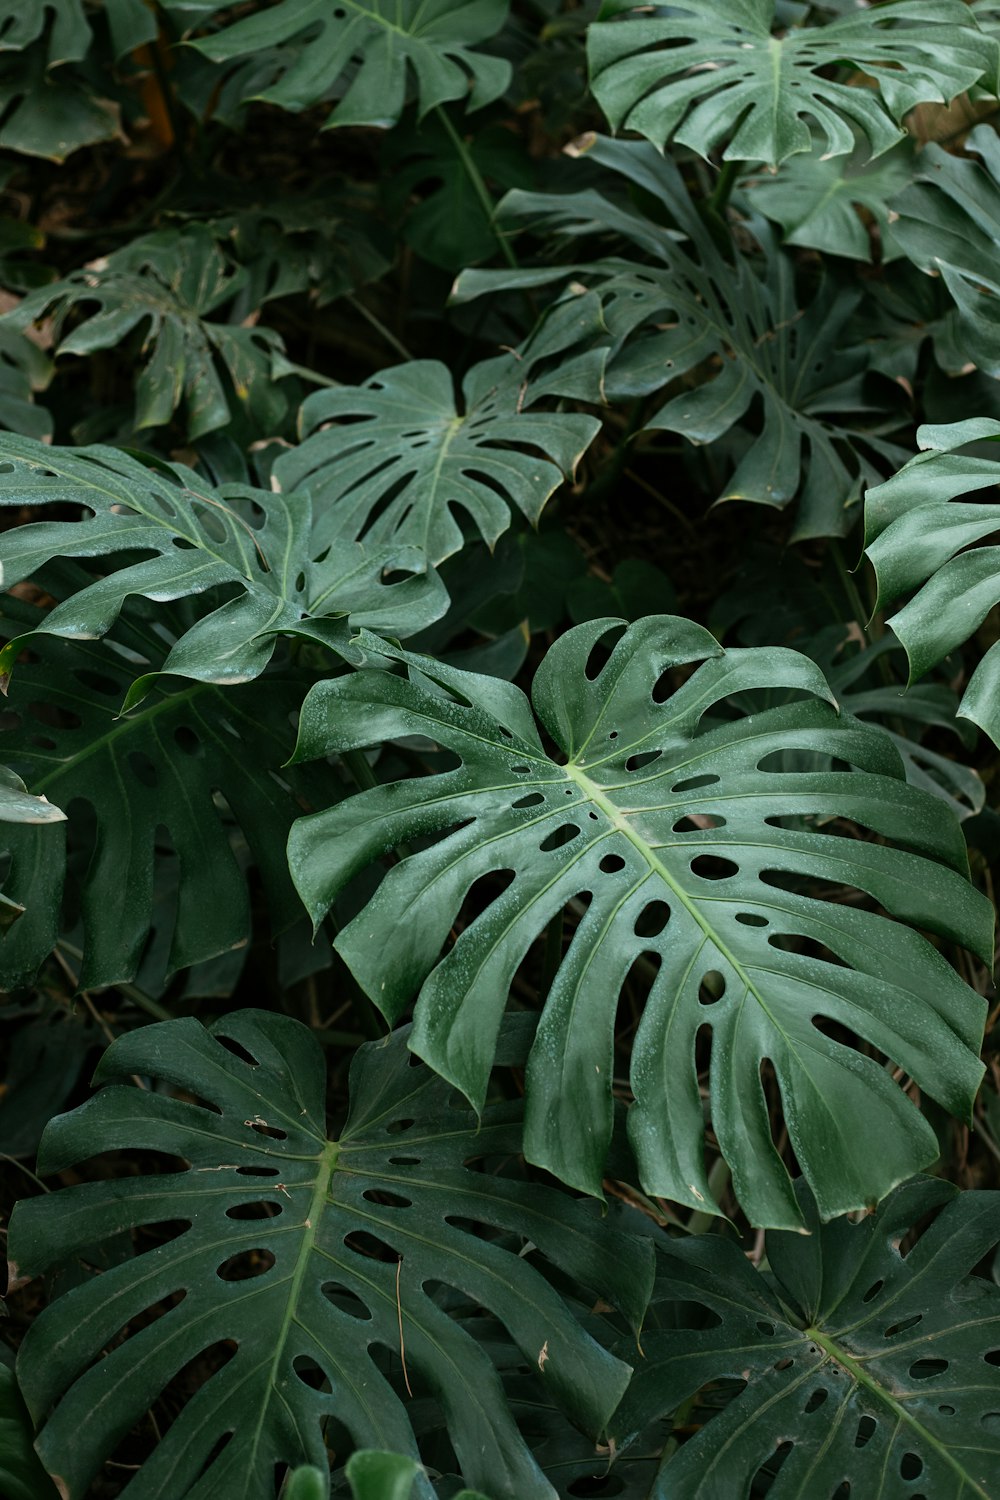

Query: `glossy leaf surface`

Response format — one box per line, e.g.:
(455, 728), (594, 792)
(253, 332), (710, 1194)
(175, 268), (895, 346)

(865, 418), (1000, 749)
(0, 437), (446, 699)
(588, 0), (997, 166)
(8, 1011), (648, 1500)
(188, 0), (512, 130)
(614, 1178), (1000, 1499)
(288, 618), (991, 1228)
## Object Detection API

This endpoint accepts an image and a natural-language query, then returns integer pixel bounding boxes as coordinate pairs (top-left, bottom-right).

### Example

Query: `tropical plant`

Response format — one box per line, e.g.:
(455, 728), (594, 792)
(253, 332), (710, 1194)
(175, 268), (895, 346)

(2, 3), (1000, 1498)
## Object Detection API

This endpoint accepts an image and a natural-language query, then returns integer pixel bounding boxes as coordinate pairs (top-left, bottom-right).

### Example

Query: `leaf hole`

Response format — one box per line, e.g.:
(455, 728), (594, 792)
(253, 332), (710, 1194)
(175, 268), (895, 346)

(386, 1118), (416, 1134)
(635, 900), (670, 938)
(750, 1440), (792, 1491)
(174, 724), (202, 756)
(216, 1248), (276, 1282)
(387, 1155), (421, 1166)
(774, 1358), (794, 1371)
(512, 792), (545, 809)
(985, 1349), (1000, 1365)
(756, 1320), (775, 1336)
(884, 1314), (922, 1338)
(247, 1121), (286, 1140)
(698, 970), (726, 1007)
(235, 1164), (280, 1176)
(862, 1280), (884, 1303)
(344, 1231), (399, 1263)
(625, 750), (662, 772)
(362, 1189), (413, 1209)
(670, 773), (719, 793)
(599, 853), (626, 874)
(292, 1355), (327, 1390)
(321, 1281), (372, 1320)
(735, 912), (768, 927)
(900, 1453), (923, 1480)
(909, 1358), (947, 1380)
(540, 823), (580, 852)
(225, 1201), (283, 1220)
(803, 1387), (828, 1413)
(216, 1035), (260, 1067)
(981, 1412), (1000, 1431)
(689, 854), (738, 881)
(855, 1414), (877, 1448)
(938, 1404), (956, 1415)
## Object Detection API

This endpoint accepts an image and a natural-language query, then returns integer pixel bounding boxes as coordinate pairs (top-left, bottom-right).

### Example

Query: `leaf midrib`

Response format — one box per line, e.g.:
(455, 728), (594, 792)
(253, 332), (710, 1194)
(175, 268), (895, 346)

(808, 1325), (992, 1497)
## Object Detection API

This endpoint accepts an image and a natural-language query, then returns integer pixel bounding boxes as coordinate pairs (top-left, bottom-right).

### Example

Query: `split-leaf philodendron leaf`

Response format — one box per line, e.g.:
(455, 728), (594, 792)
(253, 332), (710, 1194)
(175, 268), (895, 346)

(275, 333), (602, 566)
(453, 137), (908, 538)
(0, 586), (335, 990)
(0, 435), (447, 703)
(587, 0), (998, 166)
(7, 1010), (650, 1500)
(287, 617), (992, 1230)
(185, 0), (512, 130)
(613, 1177), (1000, 1498)
(865, 417), (1000, 751)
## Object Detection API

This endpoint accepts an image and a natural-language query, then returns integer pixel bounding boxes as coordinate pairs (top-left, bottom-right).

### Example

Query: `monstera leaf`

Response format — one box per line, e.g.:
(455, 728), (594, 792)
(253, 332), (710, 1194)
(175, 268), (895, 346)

(612, 1177), (1000, 1498)
(892, 124), (1000, 379)
(184, 0), (512, 130)
(0, 436), (446, 703)
(741, 137), (915, 262)
(864, 417), (1000, 750)
(287, 617), (992, 1230)
(3, 226), (295, 438)
(454, 136), (907, 538)
(275, 331), (602, 565)
(587, 0), (997, 166)
(0, 586), (336, 989)
(7, 1010), (650, 1500)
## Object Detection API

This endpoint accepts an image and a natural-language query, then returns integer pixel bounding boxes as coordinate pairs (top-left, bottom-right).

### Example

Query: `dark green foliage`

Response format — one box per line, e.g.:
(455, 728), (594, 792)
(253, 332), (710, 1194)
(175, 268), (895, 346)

(2, 4), (1000, 1499)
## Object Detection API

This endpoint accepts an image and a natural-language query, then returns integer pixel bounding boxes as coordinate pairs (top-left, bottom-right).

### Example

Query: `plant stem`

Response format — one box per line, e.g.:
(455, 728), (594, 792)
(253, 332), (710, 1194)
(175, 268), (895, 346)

(347, 295), (414, 362)
(708, 158), (740, 217)
(435, 106), (519, 270)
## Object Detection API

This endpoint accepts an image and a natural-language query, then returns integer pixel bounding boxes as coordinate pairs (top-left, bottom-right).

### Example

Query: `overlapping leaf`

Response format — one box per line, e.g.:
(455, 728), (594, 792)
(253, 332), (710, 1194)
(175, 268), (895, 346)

(275, 310), (603, 565)
(287, 617), (992, 1229)
(184, 0), (512, 130)
(0, 1347), (58, 1500)
(7, 1010), (650, 1500)
(587, 0), (997, 166)
(613, 1178), (1000, 1498)
(3, 226), (293, 438)
(0, 587), (335, 989)
(864, 417), (1000, 749)
(741, 137), (915, 262)
(891, 124), (1000, 379)
(454, 136), (907, 537)
(0, 436), (446, 702)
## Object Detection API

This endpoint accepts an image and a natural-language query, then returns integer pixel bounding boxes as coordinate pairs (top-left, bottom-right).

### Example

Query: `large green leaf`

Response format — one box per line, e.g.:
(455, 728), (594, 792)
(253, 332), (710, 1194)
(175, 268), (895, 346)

(0, 436), (446, 702)
(287, 617), (991, 1229)
(0, 587), (334, 989)
(184, 0), (512, 130)
(454, 136), (907, 538)
(891, 124), (1000, 380)
(613, 1178), (1000, 1498)
(587, 0), (997, 166)
(741, 136), (915, 262)
(275, 331), (602, 566)
(864, 417), (1000, 749)
(3, 226), (294, 439)
(7, 1010), (650, 1500)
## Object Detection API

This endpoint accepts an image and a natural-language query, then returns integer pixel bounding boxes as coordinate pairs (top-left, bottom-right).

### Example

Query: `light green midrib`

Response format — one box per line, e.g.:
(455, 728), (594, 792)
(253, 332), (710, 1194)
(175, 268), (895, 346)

(808, 1326), (992, 1497)
(246, 1139), (340, 1477)
(564, 762), (789, 1033)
